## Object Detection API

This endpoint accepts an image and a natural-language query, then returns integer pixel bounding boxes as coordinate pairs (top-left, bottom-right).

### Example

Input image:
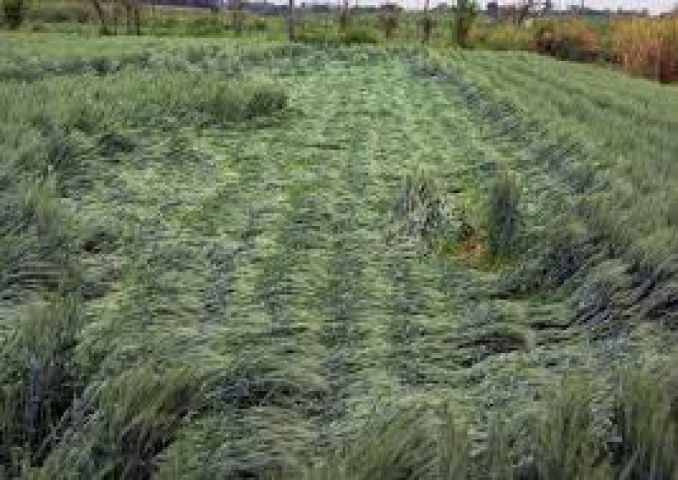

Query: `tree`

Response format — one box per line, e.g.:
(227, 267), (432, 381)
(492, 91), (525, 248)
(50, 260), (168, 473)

(85, 0), (140, 36)
(231, 0), (245, 36)
(339, 0), (349, 33)
(88, 0), (109, 34)
(378, 9), (399, 39)
(455, 0), (477, 47)
(515, 0), (534, 25)
(422, 0), (433, 43)
(121, 0), (141, 35)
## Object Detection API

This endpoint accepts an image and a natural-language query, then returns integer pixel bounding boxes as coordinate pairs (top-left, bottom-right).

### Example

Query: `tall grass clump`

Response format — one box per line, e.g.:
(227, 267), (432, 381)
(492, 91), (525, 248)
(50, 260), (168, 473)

(612, 369), (678, 478)
(391, 171), (456, 253)
(35, 366), (208, 479)
(194, 80), (288, 122)
(530, 380), (611, 480)
(0, 296), (84, 477)
(471, 23), (532, 51)
(34, 73), (288, 128)
(298, 406), (473, 480)
(298, 366), (678, 480)
(611, 16), (678, 83)
(0, 86), (85, 479)
(486, 170), (522, 258)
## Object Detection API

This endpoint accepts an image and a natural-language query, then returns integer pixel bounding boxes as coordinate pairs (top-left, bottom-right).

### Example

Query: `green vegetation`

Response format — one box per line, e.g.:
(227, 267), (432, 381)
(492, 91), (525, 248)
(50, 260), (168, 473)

(486, 170), (521, 258)
(299, 370), (678, 479)
(20, 1), (678, 84)
(0, 34), (676, 478)
(2, 0), (25, 28)
(455, 0), (478, 48)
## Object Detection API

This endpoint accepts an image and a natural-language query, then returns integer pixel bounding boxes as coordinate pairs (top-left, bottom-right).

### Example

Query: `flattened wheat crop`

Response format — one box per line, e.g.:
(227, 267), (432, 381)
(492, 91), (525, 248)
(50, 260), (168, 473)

(0, 36), (677, 479)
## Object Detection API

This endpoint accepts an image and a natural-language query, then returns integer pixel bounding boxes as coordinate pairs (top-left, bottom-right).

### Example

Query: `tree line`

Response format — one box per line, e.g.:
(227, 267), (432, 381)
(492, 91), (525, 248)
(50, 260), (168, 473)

(2, 0), (480, 46)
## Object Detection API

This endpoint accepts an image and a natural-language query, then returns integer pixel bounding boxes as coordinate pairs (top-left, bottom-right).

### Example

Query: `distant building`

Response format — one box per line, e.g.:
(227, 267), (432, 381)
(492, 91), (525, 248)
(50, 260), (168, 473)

(148, 0), (220, 9)
(379, 3), (403, 12)
(308, 3), (333, 12)
(486, 1), (498, 18)
(245, 2), (284, 14)
(144, 0), (287, 14)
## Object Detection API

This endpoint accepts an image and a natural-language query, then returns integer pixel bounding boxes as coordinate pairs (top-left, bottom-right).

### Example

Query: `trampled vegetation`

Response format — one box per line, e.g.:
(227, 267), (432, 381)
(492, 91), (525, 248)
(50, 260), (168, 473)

(0, 35), (677, 479)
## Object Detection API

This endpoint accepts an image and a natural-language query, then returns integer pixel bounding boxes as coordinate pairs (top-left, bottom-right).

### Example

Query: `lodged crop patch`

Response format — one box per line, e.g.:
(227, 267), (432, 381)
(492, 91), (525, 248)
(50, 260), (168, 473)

(0, 36), (677, 479)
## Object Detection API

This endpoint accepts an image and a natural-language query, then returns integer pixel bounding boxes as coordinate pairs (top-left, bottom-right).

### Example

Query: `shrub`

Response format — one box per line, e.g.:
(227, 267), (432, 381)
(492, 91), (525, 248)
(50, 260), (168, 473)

(341, 26), (379, 45)
(247, 14), (268, 32)
(295, 24), (379, 45)
(29, 1), (88, 24)
(2, 0), (25, 29)
(245, 86), (288, 119)
(486, 170), (521, 258)
(532, 18), (602, 62)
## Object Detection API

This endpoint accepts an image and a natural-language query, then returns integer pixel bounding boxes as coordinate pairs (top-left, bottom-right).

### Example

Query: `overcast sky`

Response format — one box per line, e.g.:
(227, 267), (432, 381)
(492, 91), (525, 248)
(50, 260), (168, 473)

(291, 0), (676, 13)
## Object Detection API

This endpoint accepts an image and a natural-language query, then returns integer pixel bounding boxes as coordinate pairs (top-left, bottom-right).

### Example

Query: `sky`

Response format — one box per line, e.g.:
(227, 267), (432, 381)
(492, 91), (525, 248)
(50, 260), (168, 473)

(289, 0), (676, 13)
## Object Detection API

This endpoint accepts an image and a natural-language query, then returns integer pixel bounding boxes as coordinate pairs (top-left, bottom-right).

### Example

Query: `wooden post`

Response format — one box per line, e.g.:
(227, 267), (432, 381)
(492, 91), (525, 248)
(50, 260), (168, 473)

(422, 0), (431, 42)
(287, 0), (295, 41)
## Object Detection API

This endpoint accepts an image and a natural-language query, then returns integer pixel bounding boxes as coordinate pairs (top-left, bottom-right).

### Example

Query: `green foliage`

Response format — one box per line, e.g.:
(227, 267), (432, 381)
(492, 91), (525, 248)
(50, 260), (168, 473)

(455, 0), (478, 48)
(300, 369), (678, 480)
(295, 24), (379, 46)
(2, 0), (25, 29)
(501, 220), (595, 294)
(28, 0), (87, 24)
(378, 11), (399, 39)
(533, 19), (602, 62)
(391, 171), (456, 252)
(341, 26), (379, 45)
(298, 406), (473, 480)
(36, 366), (208, 479)
(0, 36), (676, 479)
(530, 380), (611, 480)
(613, 370), (678, 479)
(486, 170), (521, 258)
(470, 23), (532, 51)
(0, 296), (84, 476)
(421, 15), (435, 43)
